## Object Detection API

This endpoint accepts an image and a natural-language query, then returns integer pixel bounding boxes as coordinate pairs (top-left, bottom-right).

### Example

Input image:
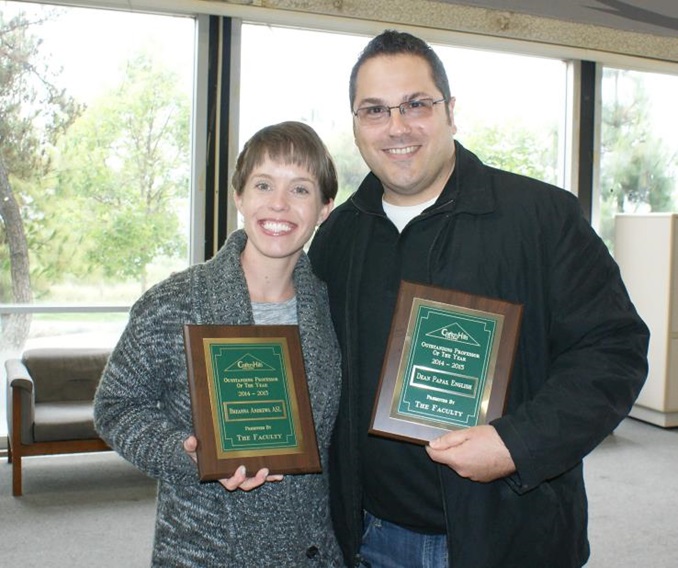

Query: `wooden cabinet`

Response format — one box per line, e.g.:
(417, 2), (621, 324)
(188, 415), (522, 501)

(614, 213), (678, 427)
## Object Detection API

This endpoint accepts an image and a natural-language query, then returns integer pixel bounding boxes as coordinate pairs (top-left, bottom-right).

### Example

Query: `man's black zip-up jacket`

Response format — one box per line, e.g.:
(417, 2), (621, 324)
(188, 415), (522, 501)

(309, 141), (649, 568)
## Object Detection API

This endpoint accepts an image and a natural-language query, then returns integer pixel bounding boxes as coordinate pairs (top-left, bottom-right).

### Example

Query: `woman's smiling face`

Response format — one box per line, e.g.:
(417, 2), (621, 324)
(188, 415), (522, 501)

(234, 155), (333, 266)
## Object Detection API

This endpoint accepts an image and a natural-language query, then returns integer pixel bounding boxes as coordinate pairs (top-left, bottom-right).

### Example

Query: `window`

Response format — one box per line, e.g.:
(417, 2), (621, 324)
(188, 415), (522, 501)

(239, 25), (369, 207)
(238, 24), (569, 213)
(437, 47), (567, 189)
(597, 67), (678, 251)
(1, 2), (195, 436)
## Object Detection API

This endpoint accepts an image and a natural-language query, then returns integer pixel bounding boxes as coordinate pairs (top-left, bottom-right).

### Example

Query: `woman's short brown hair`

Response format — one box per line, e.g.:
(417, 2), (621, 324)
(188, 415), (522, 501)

(232, 121), (338, 204)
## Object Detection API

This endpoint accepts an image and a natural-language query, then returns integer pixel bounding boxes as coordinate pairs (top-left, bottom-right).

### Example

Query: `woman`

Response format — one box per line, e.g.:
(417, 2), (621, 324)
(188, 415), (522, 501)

(94, 121), (343, 566)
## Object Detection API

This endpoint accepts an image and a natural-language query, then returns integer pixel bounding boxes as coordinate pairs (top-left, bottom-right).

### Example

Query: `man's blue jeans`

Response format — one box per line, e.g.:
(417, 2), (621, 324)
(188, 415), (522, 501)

(358, 511), (448, 567)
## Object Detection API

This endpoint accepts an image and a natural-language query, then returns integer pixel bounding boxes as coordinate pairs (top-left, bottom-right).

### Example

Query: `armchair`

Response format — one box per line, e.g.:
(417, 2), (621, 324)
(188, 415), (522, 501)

(5, 347), (112, 496)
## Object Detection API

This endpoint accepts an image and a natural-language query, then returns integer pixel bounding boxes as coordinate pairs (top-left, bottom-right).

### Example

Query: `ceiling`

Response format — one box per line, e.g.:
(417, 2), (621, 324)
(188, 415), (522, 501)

(437, 0), (678, 37)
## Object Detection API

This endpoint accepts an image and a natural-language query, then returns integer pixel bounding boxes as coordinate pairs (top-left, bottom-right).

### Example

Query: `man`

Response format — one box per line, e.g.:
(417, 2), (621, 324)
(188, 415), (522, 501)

(308, 29), (649, 568)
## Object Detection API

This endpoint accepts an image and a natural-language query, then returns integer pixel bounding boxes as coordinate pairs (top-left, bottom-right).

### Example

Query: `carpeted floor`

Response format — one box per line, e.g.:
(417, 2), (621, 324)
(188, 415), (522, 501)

(585, 417), (678, 568)
(1, 417), (677, 567)
(1, 452), (156, 567)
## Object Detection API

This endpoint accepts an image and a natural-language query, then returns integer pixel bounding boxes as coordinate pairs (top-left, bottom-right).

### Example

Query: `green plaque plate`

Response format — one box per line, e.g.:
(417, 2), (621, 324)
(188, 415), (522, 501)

(369, 281), (523, 445)
(183, 325), (321, 480)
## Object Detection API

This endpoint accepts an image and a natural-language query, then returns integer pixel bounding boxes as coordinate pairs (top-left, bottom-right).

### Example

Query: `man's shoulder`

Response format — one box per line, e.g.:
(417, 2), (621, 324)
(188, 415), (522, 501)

(309, 197), (362, 275)
(314, 198), (360, 241)
(328, 196), (360, 220)
(483, 165), (579, 210)
(456, 142), (578, 212)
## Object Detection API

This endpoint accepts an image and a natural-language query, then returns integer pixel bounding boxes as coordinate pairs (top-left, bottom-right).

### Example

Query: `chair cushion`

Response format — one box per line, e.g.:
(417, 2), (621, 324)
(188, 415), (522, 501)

(33, 401), (100, 442)
(22, 348), (111, 403)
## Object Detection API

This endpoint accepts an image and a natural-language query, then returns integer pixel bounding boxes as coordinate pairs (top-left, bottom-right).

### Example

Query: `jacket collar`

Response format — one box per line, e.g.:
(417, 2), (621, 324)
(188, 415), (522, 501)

(350, 140), (496, 217)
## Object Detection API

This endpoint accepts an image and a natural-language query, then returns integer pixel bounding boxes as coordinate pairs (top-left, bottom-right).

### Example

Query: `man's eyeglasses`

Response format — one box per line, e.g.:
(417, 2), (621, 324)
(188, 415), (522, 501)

(352, 98), (447, 125)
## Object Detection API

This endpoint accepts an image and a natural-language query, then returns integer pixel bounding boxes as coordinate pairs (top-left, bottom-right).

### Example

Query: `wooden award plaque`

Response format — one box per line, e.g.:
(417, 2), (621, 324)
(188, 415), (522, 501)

(369, 281), (523, 445)
(183, 324), (321, 481)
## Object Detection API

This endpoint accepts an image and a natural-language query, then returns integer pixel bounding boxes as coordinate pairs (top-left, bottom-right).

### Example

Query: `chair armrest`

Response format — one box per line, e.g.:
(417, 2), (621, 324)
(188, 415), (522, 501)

(5, 359), (36, 445)
(5, 358), (35, 392)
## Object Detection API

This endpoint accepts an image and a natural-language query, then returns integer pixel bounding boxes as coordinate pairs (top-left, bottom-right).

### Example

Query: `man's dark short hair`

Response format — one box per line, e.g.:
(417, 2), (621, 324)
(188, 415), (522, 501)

(349, 29), (452, 111)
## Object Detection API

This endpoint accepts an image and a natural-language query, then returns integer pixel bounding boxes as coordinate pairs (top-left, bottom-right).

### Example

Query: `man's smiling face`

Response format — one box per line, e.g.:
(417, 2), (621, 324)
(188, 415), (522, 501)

(352, 53), (457, 206)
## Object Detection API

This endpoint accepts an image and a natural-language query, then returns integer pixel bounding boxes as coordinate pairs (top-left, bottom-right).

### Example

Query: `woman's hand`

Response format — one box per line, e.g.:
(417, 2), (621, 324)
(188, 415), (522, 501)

(220, 463), (284, 491)
(183, 435), (284, 491)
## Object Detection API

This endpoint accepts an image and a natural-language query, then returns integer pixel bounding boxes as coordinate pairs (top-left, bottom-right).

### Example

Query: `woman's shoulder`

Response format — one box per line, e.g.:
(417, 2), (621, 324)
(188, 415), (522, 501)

(127, 268), (195, 322)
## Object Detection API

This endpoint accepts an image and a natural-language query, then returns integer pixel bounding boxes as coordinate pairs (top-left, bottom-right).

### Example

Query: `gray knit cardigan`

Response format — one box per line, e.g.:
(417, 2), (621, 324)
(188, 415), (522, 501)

(94, 230), (343, 567)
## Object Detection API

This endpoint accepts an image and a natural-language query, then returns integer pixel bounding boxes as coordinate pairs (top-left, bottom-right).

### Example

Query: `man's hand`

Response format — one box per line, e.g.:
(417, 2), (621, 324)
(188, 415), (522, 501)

(183, 435), (283, 491)
(425, 425), (516, 482)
